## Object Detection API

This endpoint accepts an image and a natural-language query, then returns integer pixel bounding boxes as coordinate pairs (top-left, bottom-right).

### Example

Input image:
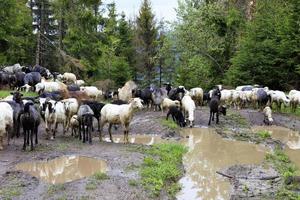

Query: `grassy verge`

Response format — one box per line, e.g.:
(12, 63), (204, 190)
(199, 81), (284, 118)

(0, 90), (37, 98)
(271, 103), (300, 118)
(266, 148), (300, 199)
(160, 119), (178, 130)
(140, 143), (187, 198)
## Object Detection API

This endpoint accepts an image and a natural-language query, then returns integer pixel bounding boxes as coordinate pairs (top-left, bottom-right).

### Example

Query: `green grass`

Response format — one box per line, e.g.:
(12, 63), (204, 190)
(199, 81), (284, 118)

(85, 171), (109, 191)
(256, 130), (271, 139)
(0, 187), (22, 200)
(160, 119), (178, 130)
(140, 143), (187, 198)
(93, 172), (109, 181)
(266, 148), (300, 199)
(0, 90), (37, 98)
(226, 111), (249, 127)
(47, 184), (66, 196)
(128, 179), (139, 186)
(280, 106), (300, 118)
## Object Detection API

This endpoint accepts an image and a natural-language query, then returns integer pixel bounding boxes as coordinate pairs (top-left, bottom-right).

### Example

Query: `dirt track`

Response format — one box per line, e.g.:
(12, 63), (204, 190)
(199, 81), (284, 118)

(0, 106), (300, 200)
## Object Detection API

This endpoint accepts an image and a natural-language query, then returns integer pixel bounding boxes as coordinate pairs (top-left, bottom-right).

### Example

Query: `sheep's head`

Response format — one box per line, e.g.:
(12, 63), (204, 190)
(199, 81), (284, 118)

(11, 91), (23, 103)
(35, 83), (45, 94)
(130, 98), (143, 110)
(219, 105), (227, 116)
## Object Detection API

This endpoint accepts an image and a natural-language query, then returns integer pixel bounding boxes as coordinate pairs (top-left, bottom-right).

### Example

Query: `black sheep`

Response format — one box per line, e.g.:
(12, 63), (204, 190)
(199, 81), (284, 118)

(82, 101), (105, 131)
(77, 105), (94, 144)
(208, 98), (226, 125)
(20, 102), (41, 150)
(111, 99), (127, 105)
(132, 88), (152, 108)
(166, 106), (186, 127)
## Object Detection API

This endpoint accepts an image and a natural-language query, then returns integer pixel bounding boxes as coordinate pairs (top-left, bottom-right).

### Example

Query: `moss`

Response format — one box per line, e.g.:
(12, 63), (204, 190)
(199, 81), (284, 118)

(128, 179), (139, 186)
(47, 184), (66, 196)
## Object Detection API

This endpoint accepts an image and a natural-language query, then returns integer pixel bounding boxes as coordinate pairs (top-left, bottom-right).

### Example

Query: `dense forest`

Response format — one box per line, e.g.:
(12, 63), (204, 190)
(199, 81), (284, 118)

(0, 0), (299, 90)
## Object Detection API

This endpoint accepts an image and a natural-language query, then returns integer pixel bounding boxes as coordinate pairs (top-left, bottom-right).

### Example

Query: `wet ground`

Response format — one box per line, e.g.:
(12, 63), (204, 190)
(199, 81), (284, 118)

(0, 106), (300, 199)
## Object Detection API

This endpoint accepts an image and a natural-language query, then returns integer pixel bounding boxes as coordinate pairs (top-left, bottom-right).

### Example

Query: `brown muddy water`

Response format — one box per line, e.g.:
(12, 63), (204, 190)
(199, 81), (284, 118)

(177, 128), (267, 200)
(102, 134), (163, 145)
(15, 156), (107, 184)
(253, 126), (300, 168)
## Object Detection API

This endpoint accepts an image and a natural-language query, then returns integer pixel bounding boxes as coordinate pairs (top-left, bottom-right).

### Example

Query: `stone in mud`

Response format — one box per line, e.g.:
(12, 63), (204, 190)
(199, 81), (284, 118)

(221, 164), (282, 199)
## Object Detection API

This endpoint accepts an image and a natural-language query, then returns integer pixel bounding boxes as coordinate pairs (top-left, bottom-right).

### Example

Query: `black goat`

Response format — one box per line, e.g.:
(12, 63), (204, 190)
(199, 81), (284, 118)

(166, 106), (186, 127)
(20, 102), (41, 150)
(111, 99), (127, 105)
(132, 88), (152, 108)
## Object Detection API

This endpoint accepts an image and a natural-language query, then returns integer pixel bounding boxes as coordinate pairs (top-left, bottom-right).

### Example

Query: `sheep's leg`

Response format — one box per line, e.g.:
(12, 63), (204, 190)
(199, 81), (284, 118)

(212, 113), (215, 121)
(97, 118), (100, 132)
(79, 120), (82, 140)
(99, 120), (105, 142)
(27, 130), (30, 145)
(30, 129), (34, 151)
(22, 130), (26, 150)
(35, 126), (38, 145)
(208, 111), (212, 125)
(216, 112), (219, 124)
(108, 123), (114, 143)
(88, 125), (92, 144)
(53, 122), (58, 139)
(125, 124), (129, 143)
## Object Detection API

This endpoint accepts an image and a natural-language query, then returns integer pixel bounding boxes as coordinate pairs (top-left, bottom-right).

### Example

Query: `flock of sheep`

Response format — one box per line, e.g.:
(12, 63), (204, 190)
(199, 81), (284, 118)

(0, 63), (300, 151)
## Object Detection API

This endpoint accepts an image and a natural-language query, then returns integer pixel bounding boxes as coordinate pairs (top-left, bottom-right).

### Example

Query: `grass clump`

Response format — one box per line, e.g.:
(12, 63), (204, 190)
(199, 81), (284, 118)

(161, 119), (178, 130)
(93, 172), (109, 181)
(226, 112), (249, 127)
(256, 130), (271, 140)
(140, 143), (187, 198)
(266, 148), (300, 199)
(85, 171), (109, 191)
(0, 187), (22, 200)
(47, 184), (66, 196)
(128, 179), (139, 186)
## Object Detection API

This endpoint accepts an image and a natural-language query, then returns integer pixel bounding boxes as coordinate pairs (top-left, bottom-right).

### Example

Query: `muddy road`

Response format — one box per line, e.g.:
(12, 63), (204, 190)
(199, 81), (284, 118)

(0, 106), (300, 200)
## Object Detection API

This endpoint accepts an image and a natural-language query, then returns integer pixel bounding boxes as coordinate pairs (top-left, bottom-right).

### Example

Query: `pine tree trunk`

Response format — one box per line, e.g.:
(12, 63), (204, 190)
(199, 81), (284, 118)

(35, 31), (40, 65)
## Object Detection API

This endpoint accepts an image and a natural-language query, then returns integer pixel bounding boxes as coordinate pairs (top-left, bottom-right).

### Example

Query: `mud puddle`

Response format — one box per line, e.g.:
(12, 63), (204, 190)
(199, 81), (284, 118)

(253, 126), (300, 168)
(177, 128), (267, 200)
(15, 155), (107, 184)
(102, 134), (163, 145)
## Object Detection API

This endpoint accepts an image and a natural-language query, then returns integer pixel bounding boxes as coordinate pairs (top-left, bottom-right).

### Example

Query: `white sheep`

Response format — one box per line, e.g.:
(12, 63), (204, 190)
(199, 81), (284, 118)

(99, 98), (143, 143)
(42, 100), (67, 140)
(181, 95), (196, 128)
(0, 102), (14, 150)
(75, 80), (85, 86)
(160, 98), (180, 112)
(190, 87), (204, 107)
(63, 72), (77, 83)
(231, 90), (242, 109)
(118, 81), (137, 102)
(80, 86), (103, 100)
(263, 106), (273, 125)
(220, 89), (234, 106)
(70, 115), (79, 137)
(35, 82), (67, 94)
(289, 90), (300, 112)
(268, 90), (290, 110)
(62, 98), (79, 131)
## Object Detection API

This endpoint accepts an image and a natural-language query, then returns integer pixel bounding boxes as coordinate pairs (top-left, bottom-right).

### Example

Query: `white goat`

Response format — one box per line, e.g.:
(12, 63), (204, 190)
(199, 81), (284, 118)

(100, 98), (143, 143)
(70, 115), (79, 137)
(75, 80), (85, 86)
(118, 81), (137, 102)
(181, 95), (196, 128)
